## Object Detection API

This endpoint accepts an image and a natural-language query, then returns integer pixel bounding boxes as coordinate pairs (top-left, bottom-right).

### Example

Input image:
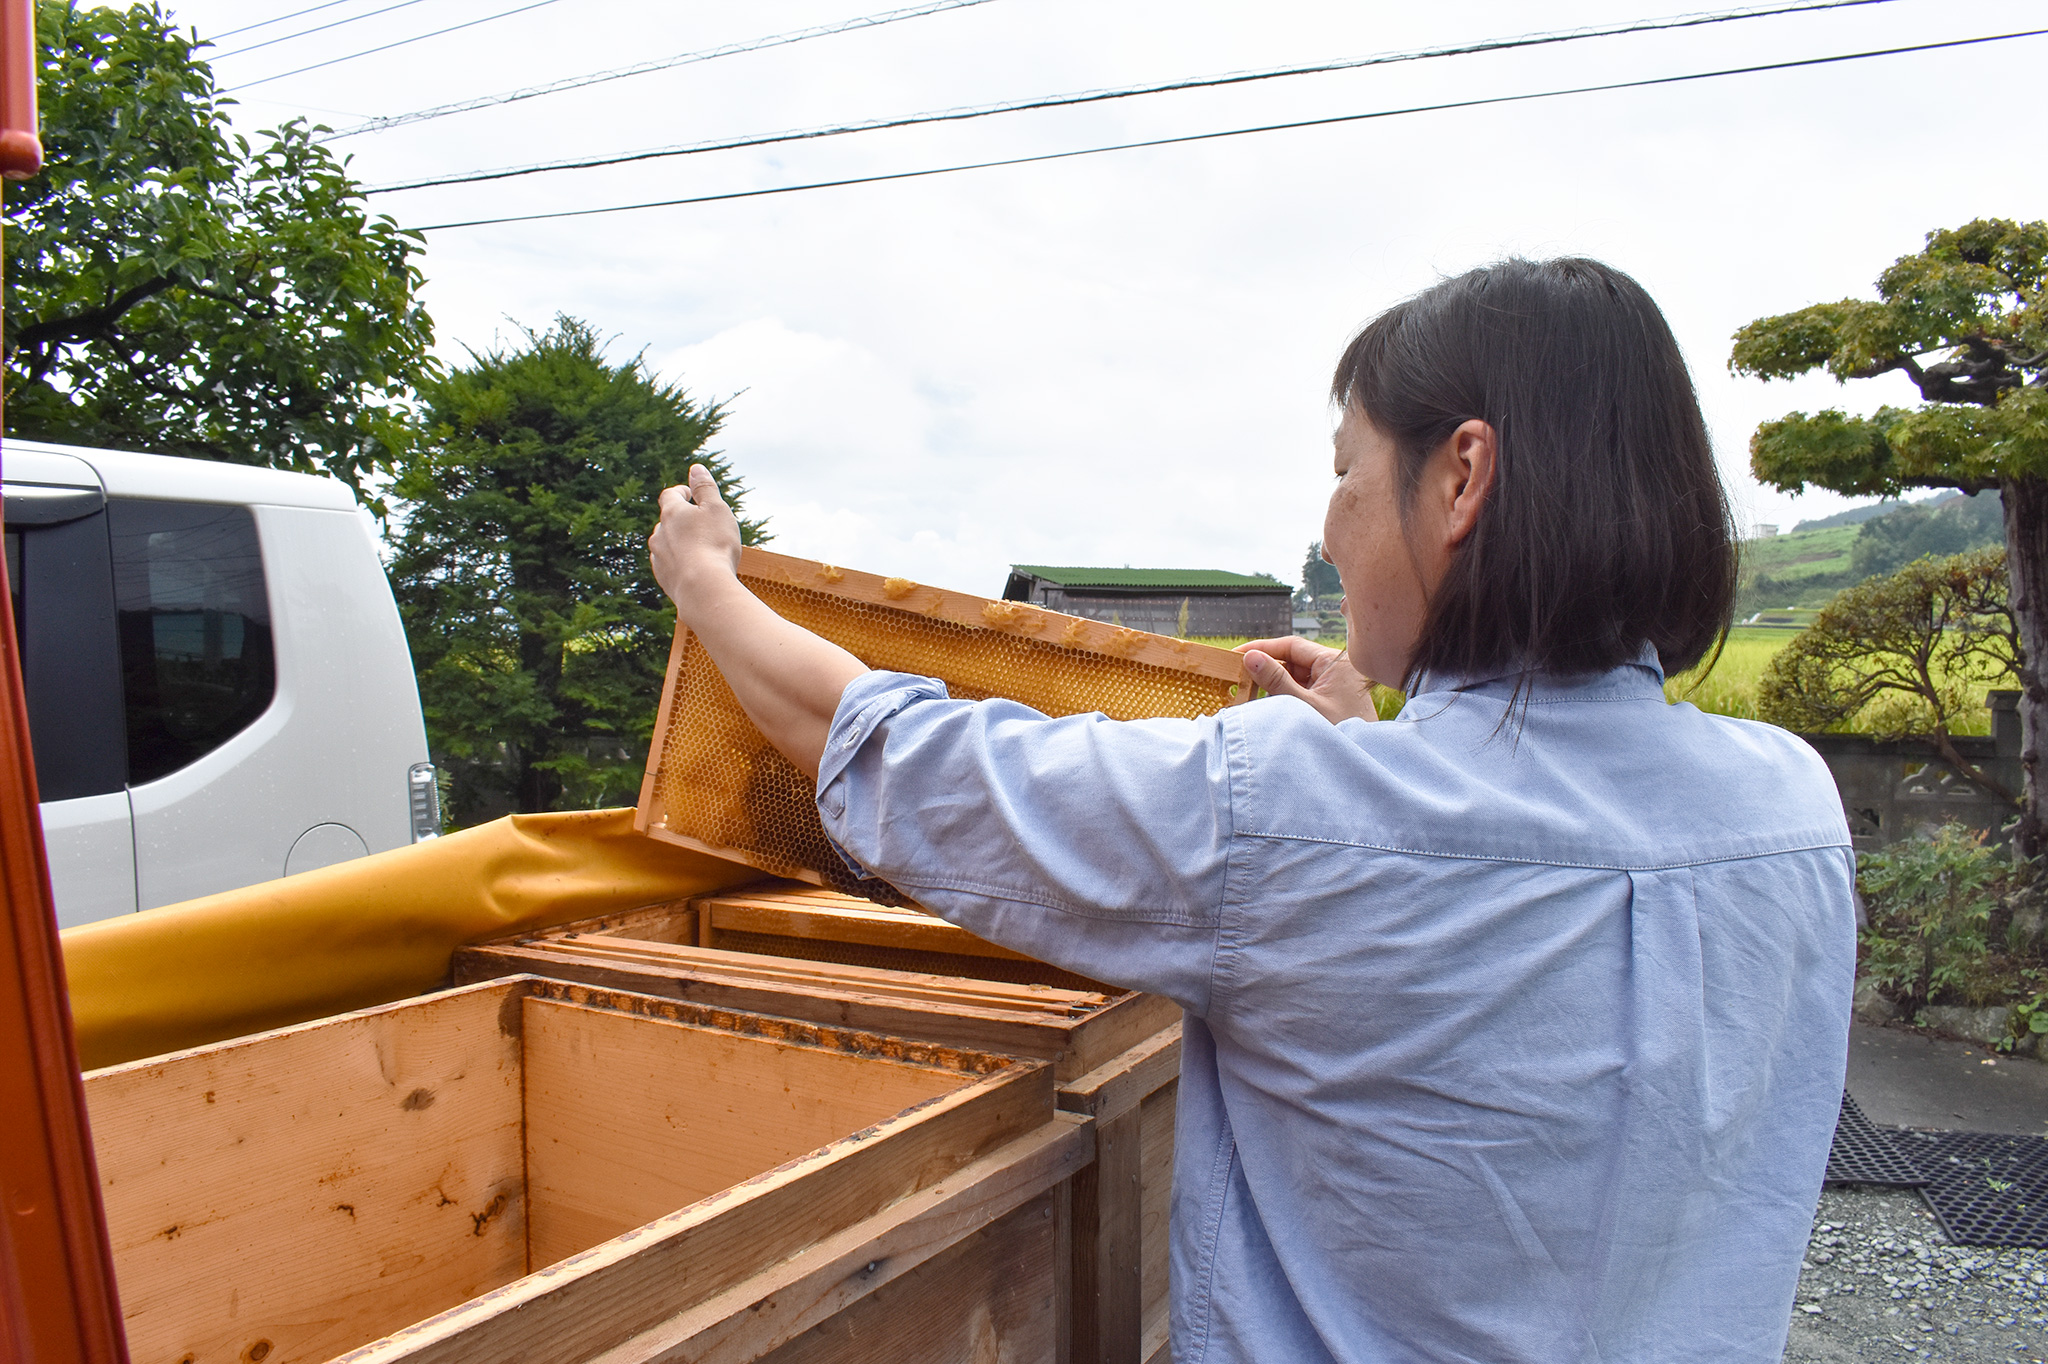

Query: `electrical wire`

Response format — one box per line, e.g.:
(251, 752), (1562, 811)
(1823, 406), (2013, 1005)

(328, 0), (1005, 138)
(413, 26), (2048, 231)
(212, 0), (361, 42)
(209, 0), (431, 60)
(364, 0), (1897, 193)
(222, 0), (565, 93)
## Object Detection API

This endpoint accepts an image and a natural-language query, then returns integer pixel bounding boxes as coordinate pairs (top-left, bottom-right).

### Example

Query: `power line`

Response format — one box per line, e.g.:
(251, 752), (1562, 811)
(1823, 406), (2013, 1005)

(329, 0), (1004, 138)
(212, 0), (361, 42)
(210, 0), (430, 61)
(414, 26), (2048, 232)
(222, 0), (565, 92)
(365, 0), (1898, 194)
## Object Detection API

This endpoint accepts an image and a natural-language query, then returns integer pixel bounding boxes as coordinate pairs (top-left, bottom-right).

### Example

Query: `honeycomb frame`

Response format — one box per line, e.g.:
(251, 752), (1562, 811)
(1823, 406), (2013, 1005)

(635, 547), (1254, 901)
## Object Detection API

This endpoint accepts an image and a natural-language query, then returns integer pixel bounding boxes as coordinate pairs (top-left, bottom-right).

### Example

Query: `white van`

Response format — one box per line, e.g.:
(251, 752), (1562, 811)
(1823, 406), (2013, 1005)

(3, 440), (438, 928)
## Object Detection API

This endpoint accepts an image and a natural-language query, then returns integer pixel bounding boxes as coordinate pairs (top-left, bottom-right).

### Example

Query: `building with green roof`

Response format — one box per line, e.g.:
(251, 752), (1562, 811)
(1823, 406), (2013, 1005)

(1002, 565), (1292, 639)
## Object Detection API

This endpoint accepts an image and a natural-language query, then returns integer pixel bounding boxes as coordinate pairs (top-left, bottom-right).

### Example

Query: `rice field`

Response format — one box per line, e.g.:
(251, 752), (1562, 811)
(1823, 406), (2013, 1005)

(1200, 627), (2000, 733)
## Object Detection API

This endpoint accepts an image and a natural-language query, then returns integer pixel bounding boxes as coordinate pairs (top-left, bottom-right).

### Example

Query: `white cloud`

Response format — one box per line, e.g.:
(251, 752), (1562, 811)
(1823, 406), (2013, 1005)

(172, 0), (2047, 589)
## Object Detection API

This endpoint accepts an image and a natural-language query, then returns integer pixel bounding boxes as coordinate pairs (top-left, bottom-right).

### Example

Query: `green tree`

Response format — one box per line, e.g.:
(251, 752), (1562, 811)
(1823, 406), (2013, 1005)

(1757, 549), (2017, 796)
(3, 1), (434, 504)
(1732, 218), (2048, 849)
(1850, 492), (2004, 580)
(388, 317), (762, 822)
(1300, 540), (1343, 608)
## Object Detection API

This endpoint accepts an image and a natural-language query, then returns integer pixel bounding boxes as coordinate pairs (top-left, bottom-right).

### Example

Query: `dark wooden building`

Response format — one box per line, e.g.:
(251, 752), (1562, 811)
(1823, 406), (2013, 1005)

(1001, 565), (1293, 639)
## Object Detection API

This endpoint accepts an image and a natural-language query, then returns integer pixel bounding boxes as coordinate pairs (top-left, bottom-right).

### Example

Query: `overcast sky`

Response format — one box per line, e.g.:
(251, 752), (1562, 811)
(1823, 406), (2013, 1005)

(162, 0), (2048, 597)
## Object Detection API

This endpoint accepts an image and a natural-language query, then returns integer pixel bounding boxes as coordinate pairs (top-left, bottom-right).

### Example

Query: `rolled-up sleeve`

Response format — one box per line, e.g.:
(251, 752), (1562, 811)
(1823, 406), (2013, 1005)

(816, 670), (1230, 1012)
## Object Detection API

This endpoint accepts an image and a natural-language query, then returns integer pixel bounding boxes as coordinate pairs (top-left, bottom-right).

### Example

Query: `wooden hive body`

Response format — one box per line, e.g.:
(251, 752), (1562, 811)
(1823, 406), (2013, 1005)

(83, 976), (1084, 1364)
(459, 884), (1182, 1364)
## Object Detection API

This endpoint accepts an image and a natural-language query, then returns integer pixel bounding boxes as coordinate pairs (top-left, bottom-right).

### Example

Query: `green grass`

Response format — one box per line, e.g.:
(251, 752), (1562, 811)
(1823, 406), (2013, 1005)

(1739, 525), (1859, 583)
(1669, 626), (1997, 733)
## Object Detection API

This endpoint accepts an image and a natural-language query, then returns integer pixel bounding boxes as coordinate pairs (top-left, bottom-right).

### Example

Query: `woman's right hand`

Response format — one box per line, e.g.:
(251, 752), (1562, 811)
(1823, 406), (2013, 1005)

(1237, 636), (1383, 725)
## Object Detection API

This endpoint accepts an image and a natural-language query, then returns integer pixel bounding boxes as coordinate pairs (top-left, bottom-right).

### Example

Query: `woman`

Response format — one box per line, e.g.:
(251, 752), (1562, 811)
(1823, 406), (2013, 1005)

(648, 257), (1857, 1363)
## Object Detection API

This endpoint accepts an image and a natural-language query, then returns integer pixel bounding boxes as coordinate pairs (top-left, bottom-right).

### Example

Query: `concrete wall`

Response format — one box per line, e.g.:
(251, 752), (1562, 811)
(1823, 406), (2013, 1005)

(1802, 713), (2022, 853)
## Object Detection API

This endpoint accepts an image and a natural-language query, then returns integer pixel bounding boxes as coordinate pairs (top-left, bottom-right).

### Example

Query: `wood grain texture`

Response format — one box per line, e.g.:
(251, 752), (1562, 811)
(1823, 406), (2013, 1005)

(337, 1006), (1054, 1364)
(1058, 1022), (1182, 1122)
(754, 1190), (1061, 1364)
(522, 996), (966, 1266)
(1138, 1080), (1178, 1359)
(738, 546), (1249, 687)
(697, 884), (1035, 963)
(1070, 1106), (1144, 1364)
(84, 982), (527, 1364)
(583, 1114), (1089, 1364)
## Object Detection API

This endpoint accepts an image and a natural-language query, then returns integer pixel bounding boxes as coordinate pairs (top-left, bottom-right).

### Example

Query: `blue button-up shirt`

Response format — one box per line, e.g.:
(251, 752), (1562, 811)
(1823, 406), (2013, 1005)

(817, 653), (1856, 1363)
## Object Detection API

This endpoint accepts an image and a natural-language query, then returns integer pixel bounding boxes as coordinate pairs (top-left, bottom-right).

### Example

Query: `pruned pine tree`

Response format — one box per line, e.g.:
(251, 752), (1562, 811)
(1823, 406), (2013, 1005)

(1733, 219), (2048, 849)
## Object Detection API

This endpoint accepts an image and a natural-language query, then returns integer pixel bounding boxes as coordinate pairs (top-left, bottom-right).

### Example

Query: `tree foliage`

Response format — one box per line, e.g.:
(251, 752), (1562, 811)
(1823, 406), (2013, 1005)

(1757, 549), (2016, 794)
(2, 1), (434, 504)
(1733, 218), (2047, 498)
(1300, 540), (1342, 607)
(388, 317), (762, 822)
(1850, 491), (2003, 580)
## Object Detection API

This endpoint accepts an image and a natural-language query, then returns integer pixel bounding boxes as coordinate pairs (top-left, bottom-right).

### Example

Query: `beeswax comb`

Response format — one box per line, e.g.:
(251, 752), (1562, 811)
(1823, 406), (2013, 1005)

(636, 547), (1253, 903)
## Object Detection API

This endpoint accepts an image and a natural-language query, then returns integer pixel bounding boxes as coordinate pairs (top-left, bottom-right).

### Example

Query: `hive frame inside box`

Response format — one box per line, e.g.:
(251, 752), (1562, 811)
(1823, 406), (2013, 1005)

(635, 545), (1251, 895)
(458, 882), (1183, 1364)
(82, 974), (1089, 1364)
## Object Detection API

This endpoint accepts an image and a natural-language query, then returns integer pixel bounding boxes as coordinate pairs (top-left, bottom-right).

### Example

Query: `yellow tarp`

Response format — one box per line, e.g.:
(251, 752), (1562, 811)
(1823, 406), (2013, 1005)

(60, 808), (758, 1071)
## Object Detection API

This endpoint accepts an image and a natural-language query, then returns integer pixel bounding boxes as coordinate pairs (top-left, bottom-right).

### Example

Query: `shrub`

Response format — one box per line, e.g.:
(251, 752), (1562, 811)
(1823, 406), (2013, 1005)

(1857, 822), (2000, 1016)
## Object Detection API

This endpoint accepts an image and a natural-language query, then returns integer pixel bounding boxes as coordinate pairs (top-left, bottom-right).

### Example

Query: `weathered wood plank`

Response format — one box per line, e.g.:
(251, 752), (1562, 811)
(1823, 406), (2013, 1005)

(1058, 1022), (1182, 1122)
(84, 983), (527, 1364)
(581, 1114), (1089, 1364)
(1139, 1079), (1178, 1358)
(455, 944), (1091, 1073)
(1070, 1106), (1145, 1364)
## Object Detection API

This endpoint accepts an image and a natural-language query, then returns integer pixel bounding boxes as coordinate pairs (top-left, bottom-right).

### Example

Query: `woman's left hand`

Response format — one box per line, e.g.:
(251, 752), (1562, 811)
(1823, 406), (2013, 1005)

(1236, 636), (1381, 725)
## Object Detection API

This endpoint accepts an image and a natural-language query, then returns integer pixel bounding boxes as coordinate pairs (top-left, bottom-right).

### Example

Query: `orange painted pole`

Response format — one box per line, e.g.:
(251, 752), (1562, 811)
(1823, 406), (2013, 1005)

(0, 0), (128, 1357)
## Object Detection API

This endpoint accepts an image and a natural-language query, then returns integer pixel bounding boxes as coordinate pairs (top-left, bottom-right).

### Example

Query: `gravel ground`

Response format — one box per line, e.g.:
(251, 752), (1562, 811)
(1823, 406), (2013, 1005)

(1783, 1185), (2046, 1363)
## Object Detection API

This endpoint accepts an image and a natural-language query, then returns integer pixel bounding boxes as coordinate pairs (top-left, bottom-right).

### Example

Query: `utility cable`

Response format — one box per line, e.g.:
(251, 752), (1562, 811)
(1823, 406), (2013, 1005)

(364, 0), (1897, 193)
(222, 0), (565, 93)
(212, 0), (361, 42)
(329, 0), (1004, 138)
(413, 26), (2048, 231)
(209, 0), (431, 61)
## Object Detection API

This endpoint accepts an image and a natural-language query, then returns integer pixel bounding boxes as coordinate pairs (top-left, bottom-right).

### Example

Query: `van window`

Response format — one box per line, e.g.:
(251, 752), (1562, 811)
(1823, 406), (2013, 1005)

(108, 500), (275, 785)
(3, 489), (126, 801)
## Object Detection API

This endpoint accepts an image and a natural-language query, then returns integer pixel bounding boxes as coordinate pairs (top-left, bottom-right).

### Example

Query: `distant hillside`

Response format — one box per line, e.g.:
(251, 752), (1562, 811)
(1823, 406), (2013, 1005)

(1790, 501), (1908, 532)
(1737, 491), (2003, 618)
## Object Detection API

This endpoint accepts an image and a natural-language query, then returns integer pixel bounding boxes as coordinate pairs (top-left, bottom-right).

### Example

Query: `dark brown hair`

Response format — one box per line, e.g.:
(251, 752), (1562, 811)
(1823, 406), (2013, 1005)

(1332, 257), (1735, 689)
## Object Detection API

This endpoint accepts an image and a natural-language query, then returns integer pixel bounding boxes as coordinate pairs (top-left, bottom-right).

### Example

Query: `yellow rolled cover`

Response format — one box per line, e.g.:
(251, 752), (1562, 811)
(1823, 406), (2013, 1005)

(60, 808), (758, 1070)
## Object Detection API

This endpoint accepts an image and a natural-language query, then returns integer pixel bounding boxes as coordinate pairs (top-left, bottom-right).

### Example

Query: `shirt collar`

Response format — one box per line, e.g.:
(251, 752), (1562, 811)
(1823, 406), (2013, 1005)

(1407, 642), (1667, 704)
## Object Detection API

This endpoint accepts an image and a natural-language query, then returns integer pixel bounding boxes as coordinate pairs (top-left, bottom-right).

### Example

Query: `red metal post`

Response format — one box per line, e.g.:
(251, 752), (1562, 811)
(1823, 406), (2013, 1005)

(0, 0), (128, 1358)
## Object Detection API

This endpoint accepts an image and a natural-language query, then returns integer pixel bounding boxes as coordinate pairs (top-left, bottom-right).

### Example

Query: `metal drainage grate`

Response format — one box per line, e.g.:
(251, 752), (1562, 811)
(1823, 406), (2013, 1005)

(1825, 1090), (1928, 1188)
(1891, 1130), (2048, 1250)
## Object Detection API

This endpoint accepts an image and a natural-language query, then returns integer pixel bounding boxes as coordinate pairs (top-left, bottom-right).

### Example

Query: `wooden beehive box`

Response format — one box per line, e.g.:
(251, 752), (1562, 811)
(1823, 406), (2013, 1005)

(82, 975), (1088, 1364)
(457, 883), (1181, 1364)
